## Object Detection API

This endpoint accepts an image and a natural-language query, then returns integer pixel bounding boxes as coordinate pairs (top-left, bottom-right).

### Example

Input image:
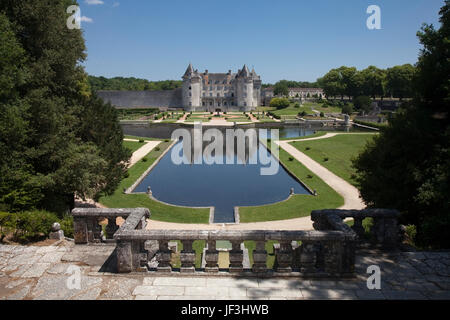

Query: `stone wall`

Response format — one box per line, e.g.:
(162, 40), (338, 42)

(97, 88), (183, 109)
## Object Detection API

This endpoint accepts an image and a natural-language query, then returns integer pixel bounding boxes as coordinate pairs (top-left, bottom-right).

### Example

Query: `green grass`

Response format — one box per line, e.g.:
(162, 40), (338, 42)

(278, 131), (327, 141)
(290, 134), (376, 186)
(99, 141), (210, 223)
(170, 240), (205, 269)
(123, 140), (144, 153)
(273, 106), (313, 117)
(238, 146), (344, 222)
(124, 135), (160, 141)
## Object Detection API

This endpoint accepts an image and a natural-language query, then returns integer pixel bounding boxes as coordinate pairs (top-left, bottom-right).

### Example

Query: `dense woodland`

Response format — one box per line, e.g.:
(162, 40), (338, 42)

(88, 76), (182, 92)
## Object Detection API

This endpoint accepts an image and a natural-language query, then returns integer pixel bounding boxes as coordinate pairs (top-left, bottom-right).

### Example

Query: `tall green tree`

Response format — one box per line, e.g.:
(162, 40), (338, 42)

(385, 64), (415, 100)
(360, 66), (386, 99)
(0, 1), (130, 213)
(353, 1), (450, 248)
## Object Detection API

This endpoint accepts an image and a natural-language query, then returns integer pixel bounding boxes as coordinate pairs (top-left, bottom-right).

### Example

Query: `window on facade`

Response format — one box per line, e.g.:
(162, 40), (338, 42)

(189, 102), (192, 106)
(210, 93), (212, 97)
(189, 86), (191, 90)
(209, 102), (213, 106)
(244, 102), (247, 106)
(224, 102), (227, 106)
(244, 93), (247, 98)
(189, 93), (192, 97)
(217, 93), (220, 97)
(202, 102), (205, 106)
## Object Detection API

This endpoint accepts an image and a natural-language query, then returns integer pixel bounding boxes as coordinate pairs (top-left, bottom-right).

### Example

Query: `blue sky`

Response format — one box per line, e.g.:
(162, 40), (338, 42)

(79, 0), (444, 83)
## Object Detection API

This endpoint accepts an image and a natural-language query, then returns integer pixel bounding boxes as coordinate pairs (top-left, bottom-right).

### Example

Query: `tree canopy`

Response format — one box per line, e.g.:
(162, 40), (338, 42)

(0, 1), (130, 214)
(353, 1), (450, 248)
(88, 76), (182, 92)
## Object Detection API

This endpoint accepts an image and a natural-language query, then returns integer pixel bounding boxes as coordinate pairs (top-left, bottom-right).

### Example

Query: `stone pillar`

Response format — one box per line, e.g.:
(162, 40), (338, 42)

(180, 240), (196, 273)
(229, 240), (243, 273)
(299, 241), (317, 274)
(205, 240), (219, 273)
(156, 240), (172, 273)
(252, 241), (267, 273)
(73, 217), (88, 244)
(116, 240), (133, 273)
(275, 241), (293, 273)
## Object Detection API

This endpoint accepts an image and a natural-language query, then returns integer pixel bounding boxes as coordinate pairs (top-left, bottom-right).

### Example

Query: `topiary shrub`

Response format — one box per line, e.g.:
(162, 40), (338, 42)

(142, 157), (148, 162)
(139, 139), (144, 143)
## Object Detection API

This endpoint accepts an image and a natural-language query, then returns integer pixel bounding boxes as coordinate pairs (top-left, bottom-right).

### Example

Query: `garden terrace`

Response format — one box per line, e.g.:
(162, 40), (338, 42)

(72, 207), (401, 278)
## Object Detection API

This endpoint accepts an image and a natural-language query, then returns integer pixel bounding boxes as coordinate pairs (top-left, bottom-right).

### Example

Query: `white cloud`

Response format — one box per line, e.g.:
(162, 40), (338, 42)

(80, 16), (93, 23)
(85, 0), (104, 5)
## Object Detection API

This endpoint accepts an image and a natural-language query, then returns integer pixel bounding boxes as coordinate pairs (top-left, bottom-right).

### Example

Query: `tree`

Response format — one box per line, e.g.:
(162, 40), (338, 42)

(0, 1), (130, 213)
(385, 64), (415, 100)
(353, 1), (450, 248)
(353, 96), (373, 114)
(269, 97), (290, 110)
(360, 66), (386, 98)
(341, 104), (354, 115)
(318, 69), (344, 98)
(273, 82), (289, 97)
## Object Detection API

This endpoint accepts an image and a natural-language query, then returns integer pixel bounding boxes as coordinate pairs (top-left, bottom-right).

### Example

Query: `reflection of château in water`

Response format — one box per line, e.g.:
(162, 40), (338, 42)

(176, 127), (272, 165)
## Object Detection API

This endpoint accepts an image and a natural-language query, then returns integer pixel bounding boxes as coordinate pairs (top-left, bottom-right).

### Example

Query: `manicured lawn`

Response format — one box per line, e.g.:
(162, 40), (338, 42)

(272, 106), (313, 117)
(279, 131), (327, 141)
(303, 102), (343, 114)
(123, 140), (144, 153)
(290, 134), (377, 186)
(124, 135), (162, 141)
(238, 146), (344, 222)
(99, 140), (210, 223)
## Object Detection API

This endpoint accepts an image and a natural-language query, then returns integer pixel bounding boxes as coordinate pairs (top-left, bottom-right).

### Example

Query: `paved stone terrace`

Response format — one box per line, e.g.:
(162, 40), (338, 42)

(0, 241), (449, 300)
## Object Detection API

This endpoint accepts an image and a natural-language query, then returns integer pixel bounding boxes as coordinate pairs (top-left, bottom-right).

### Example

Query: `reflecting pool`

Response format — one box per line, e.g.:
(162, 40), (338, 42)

(133, 137), (312, 223)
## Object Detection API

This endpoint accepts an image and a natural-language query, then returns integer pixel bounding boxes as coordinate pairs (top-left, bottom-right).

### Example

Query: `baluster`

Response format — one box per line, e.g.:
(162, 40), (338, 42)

(352, 217), (365, 238)
(132, 240), (149, 272)
(156, 240), (172, 273)
(180, 240), (196, 273)
(252, 240), (267, 273)
(275, 240), (293, 273)
(105, 217), (119, 239)
(205, 240), (219, 273)
(229, 240), (243, 273)
(87, 217), (102, 242)
(299, 241), (317, 274)
(116, 240), (132, 273)
(323, 241), (343, 275)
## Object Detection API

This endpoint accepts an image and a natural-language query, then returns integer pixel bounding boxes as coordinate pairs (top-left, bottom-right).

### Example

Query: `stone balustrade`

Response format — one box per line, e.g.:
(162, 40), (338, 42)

(72, 208), (149, 244)
(311, 209), (401, 249)
(71, 207), (400, 278)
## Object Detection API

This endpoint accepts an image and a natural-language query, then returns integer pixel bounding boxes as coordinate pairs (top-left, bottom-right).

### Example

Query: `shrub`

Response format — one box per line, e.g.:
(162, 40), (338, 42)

(305, 147), (311, 151)
(353, 96), (372, 112)
(142, 157), (148, 162)
(269, 97), (290, 110)
(138, 139), (144, 143)
(323, 157), (329, 162)
(320, 112), (325, 117)
(164, 139), (169, 142)
(294, 103), (300, 108)
(342, 104), (354, 115)
(307, 174), (313, 179)
(288, 157), (294, 161)
(155, 147), (160, 152)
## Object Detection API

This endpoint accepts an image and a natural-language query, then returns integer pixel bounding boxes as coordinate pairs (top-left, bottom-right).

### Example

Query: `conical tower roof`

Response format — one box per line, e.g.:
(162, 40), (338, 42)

(183, 63), (194, 78)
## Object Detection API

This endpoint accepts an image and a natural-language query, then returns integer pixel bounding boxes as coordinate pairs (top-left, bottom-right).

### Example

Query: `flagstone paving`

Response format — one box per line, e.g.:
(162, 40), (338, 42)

(1, 241), (449, 300)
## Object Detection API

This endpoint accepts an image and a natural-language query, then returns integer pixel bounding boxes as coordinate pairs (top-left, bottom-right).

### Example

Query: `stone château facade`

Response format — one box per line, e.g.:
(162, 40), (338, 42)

(182, 64), (262, 112)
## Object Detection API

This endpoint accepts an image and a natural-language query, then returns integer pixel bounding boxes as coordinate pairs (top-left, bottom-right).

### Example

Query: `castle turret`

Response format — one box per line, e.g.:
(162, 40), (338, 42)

(182, 63), (202, 111)
(236, 65), (254, 111)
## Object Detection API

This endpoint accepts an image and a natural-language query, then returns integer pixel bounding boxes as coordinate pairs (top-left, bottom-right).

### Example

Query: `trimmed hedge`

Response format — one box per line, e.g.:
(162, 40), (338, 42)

(353, 119), (388, 130)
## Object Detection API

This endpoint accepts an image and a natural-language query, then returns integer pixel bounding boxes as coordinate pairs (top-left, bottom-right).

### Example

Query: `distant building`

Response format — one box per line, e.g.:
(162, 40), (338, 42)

(97, 64), (262, 112)
(182, 64), (262, 111)
(261, 87), (324, 106)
